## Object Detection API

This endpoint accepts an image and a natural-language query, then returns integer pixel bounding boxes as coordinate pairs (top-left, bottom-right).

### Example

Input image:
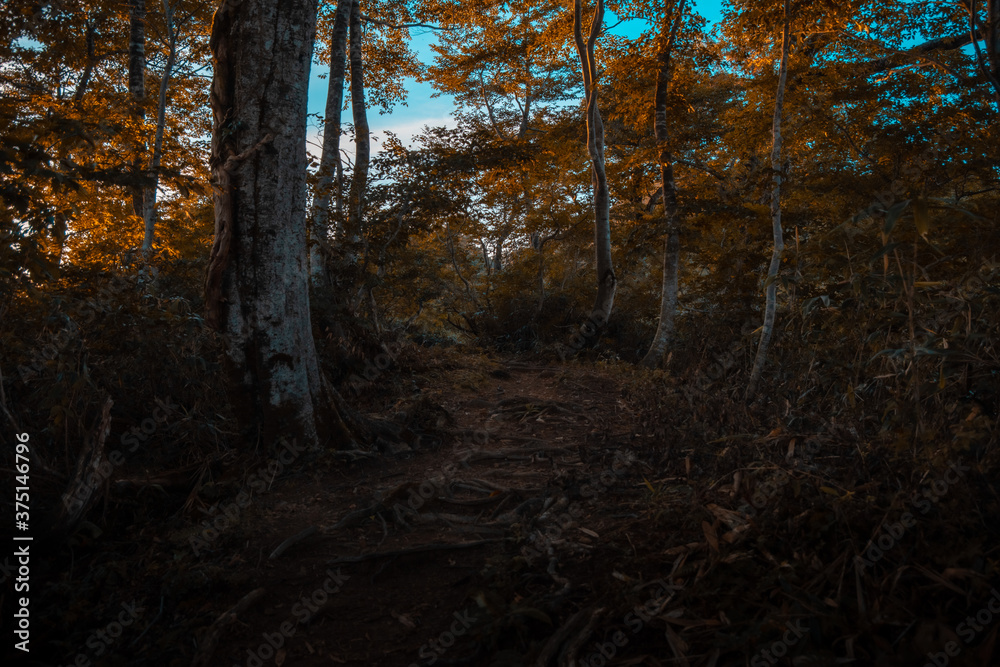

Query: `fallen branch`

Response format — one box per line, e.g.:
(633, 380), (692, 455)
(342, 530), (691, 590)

(53, 396), (113, 539)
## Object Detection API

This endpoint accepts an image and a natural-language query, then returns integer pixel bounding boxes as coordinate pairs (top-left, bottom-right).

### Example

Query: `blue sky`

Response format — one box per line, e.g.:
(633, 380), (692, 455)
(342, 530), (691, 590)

(306, 1), (726, 156)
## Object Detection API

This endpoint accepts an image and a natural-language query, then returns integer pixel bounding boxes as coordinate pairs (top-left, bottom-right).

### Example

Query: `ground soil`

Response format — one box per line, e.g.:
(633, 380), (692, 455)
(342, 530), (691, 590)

(25, 346), (1000, 667)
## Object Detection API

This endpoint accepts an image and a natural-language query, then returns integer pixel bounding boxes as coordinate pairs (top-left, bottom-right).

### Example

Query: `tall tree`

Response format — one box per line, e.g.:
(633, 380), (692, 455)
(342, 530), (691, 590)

(573, 0), (615, 322)
(310, 0), (352, 287)
(423, 0), (578, 272)
(968, 0), (1000, 108)
(746, 0), (790, 399)
(641, 0), (687, 368)
(128, 0), (146, 220)
(345, 0), (370, 266)
(206, 0), (351, 447)
(140, 0), (178, 262)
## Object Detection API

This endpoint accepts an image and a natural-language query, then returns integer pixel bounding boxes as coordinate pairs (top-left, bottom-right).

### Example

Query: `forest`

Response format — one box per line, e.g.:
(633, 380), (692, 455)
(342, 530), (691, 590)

(2, 0), (1000, 665)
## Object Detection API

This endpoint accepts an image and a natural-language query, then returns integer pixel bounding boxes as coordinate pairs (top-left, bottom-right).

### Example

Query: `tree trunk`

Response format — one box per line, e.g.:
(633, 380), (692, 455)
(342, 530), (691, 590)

(992, 0), (1000, 88)
(345, 0), (369, 258)
(641, 0), (686, 369)
(493, 232), (506, 272)
(310, 0), (352, 287)
(572, 0), (615, 323)
(128, 0), (146, 219)
(205, 0), (352, 449)
(140, 0), (176, 262)
(73, 16), (100, 103)
(641, 224), (679, 368)
(970, 0), (1000, 108)
(746, 0), (791, 400)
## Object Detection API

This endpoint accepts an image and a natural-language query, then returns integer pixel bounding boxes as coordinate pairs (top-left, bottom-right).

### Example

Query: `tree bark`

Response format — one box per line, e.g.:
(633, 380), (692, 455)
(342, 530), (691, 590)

(206, 0), (352, 449)
(747, 0), (791, 400)
(572, 0), (615, 323)
(345, 0), (369, 260)
(128, 0), (146, 219)
(140, 0), (176, 261)
(73, 16), (100, 104)
(641, 0), (687, 369)
(970, 0), (1000, 109)
(310, 0), (352, 287)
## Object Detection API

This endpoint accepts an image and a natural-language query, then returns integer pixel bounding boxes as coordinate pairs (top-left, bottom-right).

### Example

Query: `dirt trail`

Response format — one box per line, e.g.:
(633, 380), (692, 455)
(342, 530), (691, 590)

(204, 358), (646, 667)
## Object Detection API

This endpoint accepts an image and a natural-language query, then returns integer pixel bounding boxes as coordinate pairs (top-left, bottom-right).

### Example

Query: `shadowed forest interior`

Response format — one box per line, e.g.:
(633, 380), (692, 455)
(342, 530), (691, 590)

(2, 0), (1000, 665)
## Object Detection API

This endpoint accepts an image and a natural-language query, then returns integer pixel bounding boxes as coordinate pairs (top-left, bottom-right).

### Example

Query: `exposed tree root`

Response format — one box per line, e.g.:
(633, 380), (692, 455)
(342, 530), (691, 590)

(269, 525), (318, 560)
(558, 606), (606, 667)
(533, 607), (591, 667)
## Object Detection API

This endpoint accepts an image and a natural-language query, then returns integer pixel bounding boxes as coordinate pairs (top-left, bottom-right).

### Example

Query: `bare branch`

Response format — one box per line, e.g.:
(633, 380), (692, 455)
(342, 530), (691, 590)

(359, 13), (450, 31)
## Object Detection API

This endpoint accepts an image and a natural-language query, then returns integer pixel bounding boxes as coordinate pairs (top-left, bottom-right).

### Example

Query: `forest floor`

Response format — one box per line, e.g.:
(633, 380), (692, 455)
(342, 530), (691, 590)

(197, 352), (657, 667)
(28, 344), (1000, 667)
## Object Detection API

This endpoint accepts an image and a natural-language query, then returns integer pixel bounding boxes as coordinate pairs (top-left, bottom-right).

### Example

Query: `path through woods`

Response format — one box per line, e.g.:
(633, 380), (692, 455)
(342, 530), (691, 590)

(37, 346), (999, 667)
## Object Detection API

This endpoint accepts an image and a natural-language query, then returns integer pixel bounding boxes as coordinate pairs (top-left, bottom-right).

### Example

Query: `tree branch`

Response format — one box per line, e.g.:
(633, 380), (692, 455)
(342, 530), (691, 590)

(359, 14), (450, 31)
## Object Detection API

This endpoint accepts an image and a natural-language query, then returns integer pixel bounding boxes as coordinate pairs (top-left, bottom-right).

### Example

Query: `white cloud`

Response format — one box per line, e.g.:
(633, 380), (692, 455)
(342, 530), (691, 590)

(306, 113), (457, 163)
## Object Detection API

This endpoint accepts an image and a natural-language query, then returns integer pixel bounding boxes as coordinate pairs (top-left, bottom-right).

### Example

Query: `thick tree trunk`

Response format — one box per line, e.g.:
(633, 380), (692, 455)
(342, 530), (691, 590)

(641, 0), (686, 369)
(206, 0), (352, 449)
(345, 0), (369, 259)
(747, 0), (790, 400)
(310, 0), (352, 287)
(573, 0), (615, 323)
(128, 0), (146, 219)
(140, 0), (176, 261)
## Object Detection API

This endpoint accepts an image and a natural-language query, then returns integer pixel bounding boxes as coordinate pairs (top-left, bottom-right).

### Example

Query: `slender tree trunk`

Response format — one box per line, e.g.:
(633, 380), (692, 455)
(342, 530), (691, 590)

(493, 231), (507, 271)
(534, 239), (546, 318)
(970, 0), (1000, 108)
(73, 17), (100, 104)
(128, 0), (146, 219)
(747, 0), (791, 400)
(480, 239), (491, 275)
(140, 0), (176, 261)
(992, 0), (1000, 86)
(345, 0), (369, 258)
(573, 0), (615, 323)
(310, 0), (352, 287)
(641, 224), (679, 367)
(205, 0), (352, 449)
(642, 0), (687, 369)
